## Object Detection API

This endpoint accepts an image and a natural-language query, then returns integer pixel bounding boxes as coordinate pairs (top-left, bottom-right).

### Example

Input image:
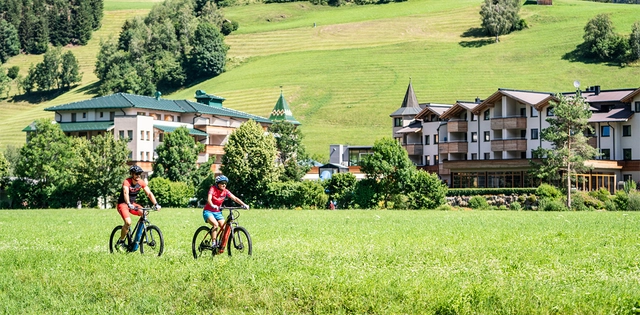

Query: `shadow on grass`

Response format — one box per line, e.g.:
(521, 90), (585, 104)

(562, 43), (624, 67)
(76, 81), (101, 96)
(523, 0), (538, 5)
(459, 27), (494, 48)
(11, 90), (62, 104)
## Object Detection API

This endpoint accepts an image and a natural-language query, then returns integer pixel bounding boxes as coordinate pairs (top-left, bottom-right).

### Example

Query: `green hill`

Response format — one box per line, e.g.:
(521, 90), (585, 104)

(2, 0), (640, 159)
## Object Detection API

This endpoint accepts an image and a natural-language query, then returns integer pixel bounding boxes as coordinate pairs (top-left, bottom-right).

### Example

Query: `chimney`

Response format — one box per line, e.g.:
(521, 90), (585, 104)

(594, 85), (600, 95)
(475, 97), (481, 103)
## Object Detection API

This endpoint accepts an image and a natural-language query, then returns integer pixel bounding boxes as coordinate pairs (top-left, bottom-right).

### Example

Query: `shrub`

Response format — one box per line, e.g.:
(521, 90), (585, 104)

(390, 194), (409, 209)
(627, 191), (640, 211)
(623, 180), (637, 194)
(436, 204), (453, 211)
(538, 198), (568, 211)
(536, 184), (561, 199)
(7, 66), (19, 80)
(614, 190), (629, 211)
(588, 188), (610, 203)
(604, 200), (617, 211)
(571, 192), (588, 211)
(265, 181), (327, 209)
(138, 177), (194, 207)
(509, 201), (522, 211)
(468, 196), (489, 209)
(406, 170), (447, 209)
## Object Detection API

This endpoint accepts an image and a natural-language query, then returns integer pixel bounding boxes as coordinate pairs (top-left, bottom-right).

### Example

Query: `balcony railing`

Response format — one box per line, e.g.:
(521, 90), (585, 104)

(205, 145), (225, 155)
(439, 141), (468, 154)
(447, 120), (468, 133)
(402, 143), (423, 155)
(491, 116), (527, 130)
(491, 138), (527, 151)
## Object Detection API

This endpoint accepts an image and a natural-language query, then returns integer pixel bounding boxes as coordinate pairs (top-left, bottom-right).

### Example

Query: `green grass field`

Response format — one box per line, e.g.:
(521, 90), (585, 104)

(1, 209), (639, 314)
(1, 0), (640, 158)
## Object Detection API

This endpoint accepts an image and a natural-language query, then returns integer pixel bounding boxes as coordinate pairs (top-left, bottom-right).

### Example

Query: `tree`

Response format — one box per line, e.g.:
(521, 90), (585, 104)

(152, 127), (204, 183)
(268, 121), (311, 181)
(405, 170), (447, 209)
(479, 0), (521, 43)
(187, 21), (228, 80)
(76, 134), (130, 208)
(0, 19), (20, 64)
(0, 151), (9, 187)
(630, 21), (640, 62)
(0, 68), (11, 98)
(33, 47), (61, 91)
(221, 120), (279, 207)
(530, 92), (599, 209)
(11, 119), (80, 208)
(59, 51), (82, 89)
(359, 137), (415, 208)
(582, 14), (624, 61)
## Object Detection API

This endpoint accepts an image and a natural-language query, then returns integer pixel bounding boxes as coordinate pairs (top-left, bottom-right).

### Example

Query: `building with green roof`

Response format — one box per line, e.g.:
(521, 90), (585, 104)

(25, 91), (273, 173)
(269, 89), (300, 125)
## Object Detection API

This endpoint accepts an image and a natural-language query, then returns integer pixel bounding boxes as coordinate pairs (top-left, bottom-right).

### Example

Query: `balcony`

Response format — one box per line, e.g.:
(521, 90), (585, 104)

(448, 120), (468, 133)
(205, 145), (225, 155)
(587, 136), (597, 148)
(491, 116), (527, 130)
(402, 143), (423, 155)
(439, 141), (468, 154)
(491, 138), (527, 151)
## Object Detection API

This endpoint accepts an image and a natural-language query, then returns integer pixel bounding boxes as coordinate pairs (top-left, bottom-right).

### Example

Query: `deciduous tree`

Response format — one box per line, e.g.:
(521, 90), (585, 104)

(479, 0), (521, 43)
(268, 121), (311, 181)
(630, 21), (640, 62)
(152, 126), (204, 183)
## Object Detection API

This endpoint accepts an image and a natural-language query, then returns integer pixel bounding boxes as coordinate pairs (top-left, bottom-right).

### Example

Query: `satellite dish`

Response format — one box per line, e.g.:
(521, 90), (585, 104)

(573, 80), (580, 88)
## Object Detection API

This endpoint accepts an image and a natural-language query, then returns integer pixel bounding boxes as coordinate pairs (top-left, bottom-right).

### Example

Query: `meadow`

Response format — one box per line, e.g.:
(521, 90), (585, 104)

(2, 0), (640, 158)
(1, 209), (640, 314)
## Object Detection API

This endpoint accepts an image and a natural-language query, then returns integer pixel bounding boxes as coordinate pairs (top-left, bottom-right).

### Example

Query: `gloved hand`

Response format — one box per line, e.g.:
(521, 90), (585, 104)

(128, 203), (135, 210)
(154, 203), (161, 211)
(243, 204), (250, 210)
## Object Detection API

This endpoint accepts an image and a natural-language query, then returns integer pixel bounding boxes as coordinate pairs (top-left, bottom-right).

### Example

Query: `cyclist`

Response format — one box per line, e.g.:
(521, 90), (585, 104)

(115, 165), (161, 248)
(203, 175), (249, 247)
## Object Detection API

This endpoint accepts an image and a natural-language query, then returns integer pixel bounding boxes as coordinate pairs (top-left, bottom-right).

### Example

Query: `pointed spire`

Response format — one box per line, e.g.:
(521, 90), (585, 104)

(269, 87), (300, 125)
(401, 78), (420, 109)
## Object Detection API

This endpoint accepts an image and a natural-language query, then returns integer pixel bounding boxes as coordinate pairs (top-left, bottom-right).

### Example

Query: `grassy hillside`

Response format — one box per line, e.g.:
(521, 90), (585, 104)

(1, 0), (640, 159)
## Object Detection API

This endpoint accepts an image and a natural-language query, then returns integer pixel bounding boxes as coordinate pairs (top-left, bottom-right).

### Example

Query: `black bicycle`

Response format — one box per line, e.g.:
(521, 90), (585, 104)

(109, 207), (164, 256)
(192, 206), (252, 258)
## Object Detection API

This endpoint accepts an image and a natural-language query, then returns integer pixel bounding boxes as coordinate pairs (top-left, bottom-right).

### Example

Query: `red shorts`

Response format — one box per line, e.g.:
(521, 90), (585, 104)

(117, 203), (143, 220)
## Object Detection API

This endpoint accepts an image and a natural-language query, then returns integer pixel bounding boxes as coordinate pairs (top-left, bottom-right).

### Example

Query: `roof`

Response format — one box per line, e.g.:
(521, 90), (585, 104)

(268, 91), (300, 125)
(22, 121), (115, 132)
(390, 80), (423, 117)
(579, 89), (635, 103)
(44, 93), (271, 124)
(153, 124), (208, 136)
(620, 87), (640, 103)
(396, 120), (422, 133)
(414, 103), (453, 120)
(319, 162), (349, 170)
(588, 107), (634, 123)
(440, 101), (480, 120)
(473, 89), (555, 115)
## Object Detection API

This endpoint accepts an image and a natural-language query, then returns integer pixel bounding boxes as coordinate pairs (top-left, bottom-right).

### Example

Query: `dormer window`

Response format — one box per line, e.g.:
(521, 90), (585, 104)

(394, 118), (402, 127)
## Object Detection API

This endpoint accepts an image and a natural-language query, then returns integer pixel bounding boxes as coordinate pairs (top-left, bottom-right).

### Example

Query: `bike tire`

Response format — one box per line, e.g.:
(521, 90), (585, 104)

(109, 226), (131, 254)
(140, 225), (164, 256)
(227, 226), (252, 256)
(192, 226), (213, 259)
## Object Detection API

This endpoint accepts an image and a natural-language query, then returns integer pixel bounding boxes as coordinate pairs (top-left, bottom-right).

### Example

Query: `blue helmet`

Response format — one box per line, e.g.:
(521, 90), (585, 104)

(215, 175), (228, 185)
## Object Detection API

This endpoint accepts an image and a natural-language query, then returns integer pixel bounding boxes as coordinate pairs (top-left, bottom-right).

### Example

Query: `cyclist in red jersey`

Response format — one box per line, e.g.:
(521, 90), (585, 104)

(115, 165), (161, 248)
(203, 175), (249, 247)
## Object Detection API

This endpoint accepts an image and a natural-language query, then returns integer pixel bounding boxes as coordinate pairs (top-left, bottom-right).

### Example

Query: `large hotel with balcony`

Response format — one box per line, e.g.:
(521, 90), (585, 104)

(391, 81), (640, 192)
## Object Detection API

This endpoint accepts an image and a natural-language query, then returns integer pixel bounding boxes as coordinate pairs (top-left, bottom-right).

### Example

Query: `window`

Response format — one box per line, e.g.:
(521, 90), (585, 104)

(635, 102), (640, 113)
(146, 152), (150, 161)
(119, 130), (125, 139)
(601, 126), (610, 137)
(471, 132), (477, 142)
(140, 151), (144, 160)
(127, 130), (133, 142)
(394, 118), (402, 127)
(471, 153), (477, 160)
(159, 133), (164, 142)
(531, 107), (538, 117)
(146, 131), (151, 141)
(141, 130), (144, 140)
(531, 128), (539, 140)
(110, 112), (115, 120)
(623, 125), (631, 137)
(521, 152), (526, 159)
(128, 152), (132, 159)
(471, 113), (476, 121)
(100, 112), (104, 118)
(82, 112), (86, 118)
(520, 108), (526, 117)
(434, 155), (439, 165)
(137, 112), (146, 116)
(547, 107), (555, 117)
(484, 110), (490, 120)
(520, 130), (526, 138)
(484, 131), (490, 142)
(434, 134), (439, 144)
(484, 152), (490, 160)
(601, 148), (610, 160)
(624, 148), (632, 160)
(624, 174), (633, 182)
(425, 135), (430, 145)
(71, 113), (76, 122)
(426, 155), (431, 166)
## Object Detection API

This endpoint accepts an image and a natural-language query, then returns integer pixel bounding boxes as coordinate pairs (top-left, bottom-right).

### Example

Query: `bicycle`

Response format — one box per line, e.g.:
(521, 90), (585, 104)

(192, 206), (252, 258)
(109, 207), (164, 256)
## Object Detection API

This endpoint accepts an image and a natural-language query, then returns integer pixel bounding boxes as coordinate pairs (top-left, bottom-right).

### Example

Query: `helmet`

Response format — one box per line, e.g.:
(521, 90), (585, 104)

(215, 175), (228, 185)
(129, 165), (144, 175)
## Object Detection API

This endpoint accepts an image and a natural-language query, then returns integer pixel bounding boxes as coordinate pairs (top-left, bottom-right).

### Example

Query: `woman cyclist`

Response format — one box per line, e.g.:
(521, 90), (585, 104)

(203, 175), (249, 247)
(115, 165), (161, 248)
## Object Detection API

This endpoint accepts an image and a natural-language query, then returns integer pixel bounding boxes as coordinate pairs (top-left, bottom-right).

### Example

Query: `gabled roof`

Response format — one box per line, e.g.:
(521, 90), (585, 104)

(414, 103), (452, 120)
(576, 89), (636, 103)
(391, 80), (423, 117)
(44, 93), (272, 124)
(620, 87), (640, 103)
(472, 89), (556, 115)
(268, 91), (300, 125)
(396, 120), (422, 134)
(589, 107), (634, 123)
(440, 101), (480, 120)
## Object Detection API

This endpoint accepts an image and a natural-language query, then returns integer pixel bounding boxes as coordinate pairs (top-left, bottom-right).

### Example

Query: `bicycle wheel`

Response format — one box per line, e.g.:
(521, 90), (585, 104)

(140, 225), (164, 256)
(227, 226), (252, 256)
(109, 226), (131, 254)
(192, 226), (213, 259)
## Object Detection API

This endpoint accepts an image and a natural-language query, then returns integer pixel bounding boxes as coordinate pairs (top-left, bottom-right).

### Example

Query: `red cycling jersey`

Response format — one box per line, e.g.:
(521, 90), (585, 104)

(203, 185), (233, 212)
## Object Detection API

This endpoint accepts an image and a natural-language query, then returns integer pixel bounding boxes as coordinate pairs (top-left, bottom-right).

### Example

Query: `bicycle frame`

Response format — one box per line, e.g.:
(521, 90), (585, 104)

(128, 208), (153, 252)
(214, 207), (241, 254)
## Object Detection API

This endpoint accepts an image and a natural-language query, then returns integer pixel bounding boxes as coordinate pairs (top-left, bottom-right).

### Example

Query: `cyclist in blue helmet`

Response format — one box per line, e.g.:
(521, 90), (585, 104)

(202, 174), (249, 247)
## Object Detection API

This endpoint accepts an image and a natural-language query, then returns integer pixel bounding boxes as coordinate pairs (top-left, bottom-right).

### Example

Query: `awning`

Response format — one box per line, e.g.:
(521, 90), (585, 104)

(153, 124), (208, 136)
(23, 121), (115, 132)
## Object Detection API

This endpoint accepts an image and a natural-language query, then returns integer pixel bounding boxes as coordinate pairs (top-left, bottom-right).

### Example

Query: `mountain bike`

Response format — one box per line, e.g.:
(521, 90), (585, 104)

(109, 207), (164, 256)
(192, 206), (252, 258)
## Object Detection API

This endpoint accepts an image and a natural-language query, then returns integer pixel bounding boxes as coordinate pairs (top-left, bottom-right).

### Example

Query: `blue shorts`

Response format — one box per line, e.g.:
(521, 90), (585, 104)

(203, 210), (224, 223)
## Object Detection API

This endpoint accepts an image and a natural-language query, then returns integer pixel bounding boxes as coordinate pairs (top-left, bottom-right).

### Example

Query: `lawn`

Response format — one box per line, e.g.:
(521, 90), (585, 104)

(1, 209), (639, 314)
